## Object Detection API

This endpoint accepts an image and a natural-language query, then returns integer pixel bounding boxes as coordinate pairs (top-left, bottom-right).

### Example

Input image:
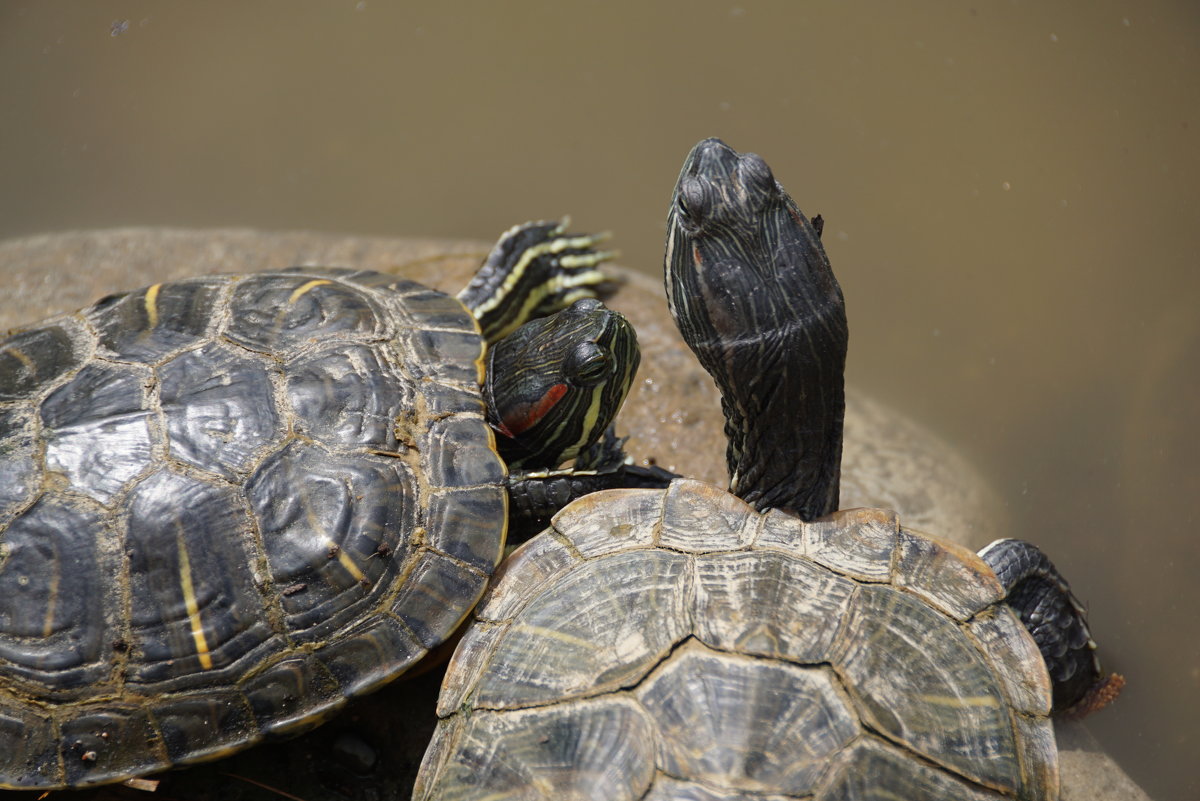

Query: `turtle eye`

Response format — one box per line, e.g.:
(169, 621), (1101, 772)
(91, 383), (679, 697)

(675, 177), (707, 223)
(566, 341), (610, 387)
(675, 192), (690, 217)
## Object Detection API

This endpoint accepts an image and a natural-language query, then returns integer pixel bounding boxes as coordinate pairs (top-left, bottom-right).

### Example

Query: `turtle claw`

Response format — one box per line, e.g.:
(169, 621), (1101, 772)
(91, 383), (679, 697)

(1061, 672), (1126, 719)
(458, 219), (618, 342)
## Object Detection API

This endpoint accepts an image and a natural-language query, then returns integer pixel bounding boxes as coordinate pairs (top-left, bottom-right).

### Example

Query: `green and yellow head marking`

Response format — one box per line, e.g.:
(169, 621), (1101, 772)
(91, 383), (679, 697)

(485, 299), (639, 472)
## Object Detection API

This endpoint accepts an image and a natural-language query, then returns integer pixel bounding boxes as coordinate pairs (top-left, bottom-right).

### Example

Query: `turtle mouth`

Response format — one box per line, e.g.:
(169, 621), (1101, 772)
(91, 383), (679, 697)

(556, 297), (619, 337)
(679, 137), (743, 185)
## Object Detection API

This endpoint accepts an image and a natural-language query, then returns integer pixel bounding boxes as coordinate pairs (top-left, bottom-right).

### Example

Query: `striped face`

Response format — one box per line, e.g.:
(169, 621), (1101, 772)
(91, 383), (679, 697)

(486, 298), (639, 471)
(663, 138), (847, 520)
(664, 140), (840, 365)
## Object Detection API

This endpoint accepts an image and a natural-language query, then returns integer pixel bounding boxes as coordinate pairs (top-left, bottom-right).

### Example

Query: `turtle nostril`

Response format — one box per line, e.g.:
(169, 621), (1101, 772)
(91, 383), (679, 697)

(572, 298), (604, 312)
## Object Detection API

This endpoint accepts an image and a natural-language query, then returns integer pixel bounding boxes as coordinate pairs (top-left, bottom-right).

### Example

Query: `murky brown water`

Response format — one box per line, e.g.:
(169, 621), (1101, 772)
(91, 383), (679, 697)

(1, 2), (1197, 799)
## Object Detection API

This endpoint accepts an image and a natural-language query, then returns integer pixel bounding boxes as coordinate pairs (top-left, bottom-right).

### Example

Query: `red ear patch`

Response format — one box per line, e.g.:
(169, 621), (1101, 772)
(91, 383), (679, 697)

(498, 383), (568, 437)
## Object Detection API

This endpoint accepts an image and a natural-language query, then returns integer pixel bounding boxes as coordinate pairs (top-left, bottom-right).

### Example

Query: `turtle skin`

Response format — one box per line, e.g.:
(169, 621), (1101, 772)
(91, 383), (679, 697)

(0, 267), (506, 789)
(414, 479), (1058, 801)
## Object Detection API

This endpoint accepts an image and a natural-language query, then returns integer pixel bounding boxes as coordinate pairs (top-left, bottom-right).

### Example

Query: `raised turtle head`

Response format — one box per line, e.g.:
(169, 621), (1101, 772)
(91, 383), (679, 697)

(665, 137), (848, 520)
(485, 298), (639, 472)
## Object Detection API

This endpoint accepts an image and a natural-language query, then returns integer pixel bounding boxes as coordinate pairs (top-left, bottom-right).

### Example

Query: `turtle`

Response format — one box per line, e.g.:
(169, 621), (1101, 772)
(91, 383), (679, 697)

(411, 139), (1123, 801)
(0, 219), (673, 790)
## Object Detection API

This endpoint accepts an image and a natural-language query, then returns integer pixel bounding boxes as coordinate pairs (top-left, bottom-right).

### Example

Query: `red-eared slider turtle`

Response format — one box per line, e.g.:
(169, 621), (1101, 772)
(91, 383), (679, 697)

(413, 140), (1122, 801)
(0, 220), (671, 790)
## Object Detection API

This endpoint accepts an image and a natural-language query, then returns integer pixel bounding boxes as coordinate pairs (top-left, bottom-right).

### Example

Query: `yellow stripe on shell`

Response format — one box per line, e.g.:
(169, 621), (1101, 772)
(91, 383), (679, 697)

(287, 279), (333, 304)
(327, 537), (366, 583)
(511, 623), (597, 650)
(144, 283), (162, 328)
(471, 332), (487, 387)
(41, 555), (60, 638)
(4, 347), (35, 373)
(176, 527), (213, 670)
(915, 693), (1001, 709)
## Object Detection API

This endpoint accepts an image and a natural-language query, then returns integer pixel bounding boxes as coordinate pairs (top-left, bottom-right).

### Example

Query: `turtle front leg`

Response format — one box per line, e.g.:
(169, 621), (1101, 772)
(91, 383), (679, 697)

(458, 219), (617, 343)
(507, 427), (678, 541)
(979, 538), (1124, 715)
(505, 462), (676, 543)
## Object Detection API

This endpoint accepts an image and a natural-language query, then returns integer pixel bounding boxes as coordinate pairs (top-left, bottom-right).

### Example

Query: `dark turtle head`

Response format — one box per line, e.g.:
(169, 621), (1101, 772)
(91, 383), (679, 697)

(665, 138), (848, 520)
(485, 298), (639, 472)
